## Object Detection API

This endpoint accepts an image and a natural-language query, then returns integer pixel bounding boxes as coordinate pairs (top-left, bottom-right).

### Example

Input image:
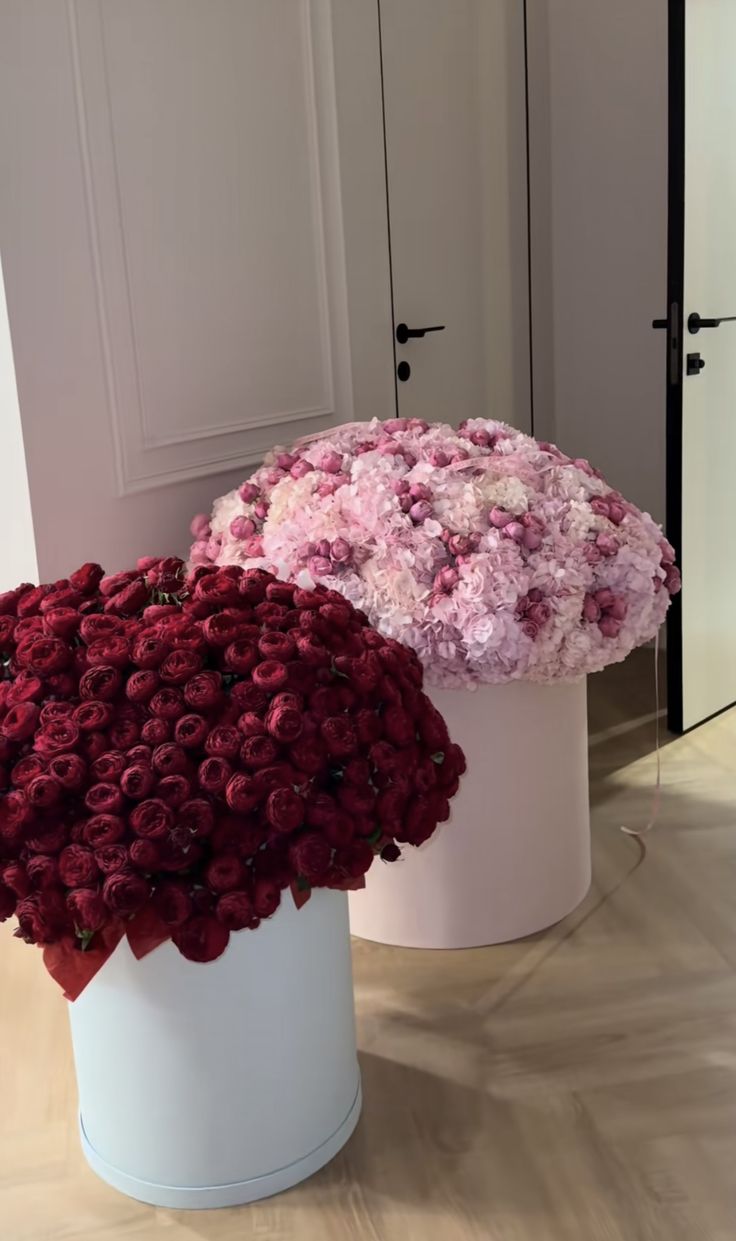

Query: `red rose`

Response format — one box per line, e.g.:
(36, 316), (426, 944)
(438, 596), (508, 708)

(335, 839), (374, 879)
(321, 716), (358, 759)
(130, 798), (173, 840)
(2, 862), (31, 898)
(26, 774), (62, 809)
(177, 798), (216, 838)
(193, 571), (241, 608)
(23, 636), (72, 676)
(0, 615), (16, 649)
(125, 669), (160, 703)
(174, 713), (209, 750)
(86, 634), (130, 668)
(418, 704), (451, 751)
(33, 719), (81, 759)
(141, 717), (171, 746)
(223, 640), (258, 674)
(225, 773), (260, 813)
(294, 634), (331, 666)
(240, 734), (280, 770)
(289, 736), (326, 775)
(15, 892), (68, 943)
(48, 753), (87, 790)
(10, 755), (46, 787)
(338, 785), (375, 817)
(377, 788), (407, 832)
(83, 814), (125, 847)
(104, 579), (150, 616)
(201, 613), (243, 648)
(156, 775), (192, 808)
(205, 853), (246, 893)
(160, 649), (204, 685)
(102, 870), (150, 916)
(6, 673), (44, 707)
(16, 585), (50, 619)
(308, 687), (341, 720)
(67, 887), (107, 933)
(38, 701), (75, 725)
(230, 683), (267, 715)
(59, 845), (99, 888)
(266, 787), (304, 833)
(132, 634), (170, 669)
(289, 833), (332, 883)
(369, 741), (402, 776)
(238, 569), (270, 604)
(252, 660), (289, 692)
(255, 602), (288, 628)
(183, 671), (222, 711)
(73, 700), (114, 731)
(90, 750), (126, 784)
(0, 585), (30, 617)
(109, 716), (141, 750)
(172, 915), (229, 962)
(26, 855), (61, 888)
(43, 607), (81, 640)
(204, 726), (241, 760)
(266, 704), (303, 744)
(145, 556), (185, 594)
(2, 702), (40, 741)
(198, 756), (232, 794)
(253, 763), (296, 795)
(253, 878), (281, 919)
(150, 688), (186, 720)
(84, 782), (124, 815)
(237, 712), (267, 738)
(94, 845), (129, 874)
(153, 881), (192, 926)
(69, 562), (104, 594)
(383, 706), (415, 748)
(25, 823), (67, 855)
(258, 631), (296, 662)
(79, 614), (123, 645)
(118, 762), (154, 800)
(152, 743), (189, 776)
(79, 665), (122, 701)
(216, 890), (255, 931)
(129, 839), (162, 871)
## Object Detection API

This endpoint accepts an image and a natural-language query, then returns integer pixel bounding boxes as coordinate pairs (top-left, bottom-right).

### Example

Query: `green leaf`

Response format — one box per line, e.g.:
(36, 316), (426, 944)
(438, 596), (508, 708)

(296, 875), (312, 893)
(365, 825), (382, 846)
(75, 926), (95, 952)
(431, 751), (445, 765)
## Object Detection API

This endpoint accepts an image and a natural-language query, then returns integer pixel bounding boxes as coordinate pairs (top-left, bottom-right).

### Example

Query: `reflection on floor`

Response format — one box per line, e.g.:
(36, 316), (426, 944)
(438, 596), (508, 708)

(2, 648), (736, 1241)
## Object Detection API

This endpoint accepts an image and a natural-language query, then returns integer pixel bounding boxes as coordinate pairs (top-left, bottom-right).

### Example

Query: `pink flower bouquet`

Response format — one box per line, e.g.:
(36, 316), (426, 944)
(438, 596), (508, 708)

(190, 419), (680, 688)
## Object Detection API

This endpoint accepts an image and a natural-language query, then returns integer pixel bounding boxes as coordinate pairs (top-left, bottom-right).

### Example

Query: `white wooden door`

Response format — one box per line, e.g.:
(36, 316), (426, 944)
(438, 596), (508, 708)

(379, 0), (531, 431)
(667, 0), (736, 731)
(0, 0), (394, 580)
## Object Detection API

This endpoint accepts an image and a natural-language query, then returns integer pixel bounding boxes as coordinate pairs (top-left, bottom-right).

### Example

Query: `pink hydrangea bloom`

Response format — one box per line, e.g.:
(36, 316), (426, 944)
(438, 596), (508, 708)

(190, 419), (680, 688)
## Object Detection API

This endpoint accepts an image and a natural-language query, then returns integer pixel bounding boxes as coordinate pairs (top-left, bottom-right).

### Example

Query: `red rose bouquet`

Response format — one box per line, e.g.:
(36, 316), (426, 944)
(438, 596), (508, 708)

(0, 558), (464, 997)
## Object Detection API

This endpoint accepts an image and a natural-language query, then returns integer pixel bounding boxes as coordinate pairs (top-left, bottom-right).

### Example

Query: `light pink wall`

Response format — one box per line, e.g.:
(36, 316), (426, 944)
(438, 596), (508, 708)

(528, 1), (668, 524)
(0, 257), (39, 590)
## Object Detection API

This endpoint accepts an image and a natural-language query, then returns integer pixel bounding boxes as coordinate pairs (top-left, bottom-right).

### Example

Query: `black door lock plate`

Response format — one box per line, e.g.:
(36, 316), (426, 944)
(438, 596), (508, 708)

(686, 352), (705, 376)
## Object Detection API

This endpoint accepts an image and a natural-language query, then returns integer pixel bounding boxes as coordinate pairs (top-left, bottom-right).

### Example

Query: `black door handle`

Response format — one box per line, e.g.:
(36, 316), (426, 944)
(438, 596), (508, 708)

(396, 323), (445, 344)
(688, 311), (736, 334)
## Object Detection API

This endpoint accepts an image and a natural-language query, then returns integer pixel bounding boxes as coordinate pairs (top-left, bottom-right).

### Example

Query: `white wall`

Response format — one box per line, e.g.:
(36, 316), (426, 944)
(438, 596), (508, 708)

(528, 1), (668, 525)
(0, 256), (39, 590)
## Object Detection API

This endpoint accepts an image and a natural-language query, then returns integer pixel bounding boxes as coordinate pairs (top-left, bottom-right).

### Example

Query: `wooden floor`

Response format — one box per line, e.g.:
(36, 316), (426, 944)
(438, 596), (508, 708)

(3, 652), (736, 1240)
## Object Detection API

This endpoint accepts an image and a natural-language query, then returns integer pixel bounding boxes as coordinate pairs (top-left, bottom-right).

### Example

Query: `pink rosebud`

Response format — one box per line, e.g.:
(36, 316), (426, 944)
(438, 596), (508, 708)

(379, 441), (402, 456)
(384, 418), (410, 435)
(468, 532), (482, 551)
(290, 459), (314, 479)
(254, 501), (269, 520)
(448, 535), (471, 556)
(317, 538), (331, 558)
(403, 452), (417, 468)
(523, 528), (543, 551)
(608, 501), (626, 525)
(189, 514), (211, 540)
(583, 543), (602, 564)
(609, 597), (628, 621)
(399, 494), (413, 513)
(664, 565), (681, 595)
(434, 567), (459, 593)
(489, 506), (513, 529)
(229, 516), (255, 540)
(276, 452), (296, 470)
(503, 521), (525, 544)
(409, 500), (432, 523)
(317, 481), (338, 498)
(522, 619), (539, 639)
(265, 468), (284, 486)
(450, 450), (470, 463)
(596, 532), (619, 557)
(393, 479), (410, 496)
(243, 537), (264, 557)
(408, 419), (429, 433)
(428, 450), (450, 467)
(333, 473), (350, 489)
(595, 588), (615, 609)
(206, 534), (223, 560)
(574, 457), (594, 475)
(528, 601), (551, 626)
(331, 538), (352, 564)
(190, 541), (211, 566)
(308, 556), (332, 578)
(528, 588), (543, 603)
(319, 451), (343, 474)
(599, 615), (622, 638)
(239, 483), (259, 503)
(660, 538), (676, 566)
(590, 498), (610, 518)
(409, 483), (431, 501)
(583, 595), (601, 623)
(469, 429), (492, 447)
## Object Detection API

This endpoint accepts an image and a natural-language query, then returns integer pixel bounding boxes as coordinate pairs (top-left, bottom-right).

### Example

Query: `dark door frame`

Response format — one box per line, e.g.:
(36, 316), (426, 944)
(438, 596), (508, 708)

(665, 0), (685, 734)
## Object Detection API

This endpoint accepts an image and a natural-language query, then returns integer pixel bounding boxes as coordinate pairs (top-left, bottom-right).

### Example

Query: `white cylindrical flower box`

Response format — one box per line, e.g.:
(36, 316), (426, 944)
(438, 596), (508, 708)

(68, 889), (361, 1209)
(349, 679), (590, 948)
